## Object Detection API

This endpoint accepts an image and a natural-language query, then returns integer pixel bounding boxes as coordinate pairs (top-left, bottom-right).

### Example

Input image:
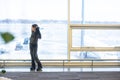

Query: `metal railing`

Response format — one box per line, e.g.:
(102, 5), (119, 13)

(0, 59), (120, 68)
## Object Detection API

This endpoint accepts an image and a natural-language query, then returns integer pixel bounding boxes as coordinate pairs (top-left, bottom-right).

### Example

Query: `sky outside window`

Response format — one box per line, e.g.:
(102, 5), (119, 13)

(0, 0), (67, 20)
(85, 0), (120, 22)
(0, 0), (120, 22)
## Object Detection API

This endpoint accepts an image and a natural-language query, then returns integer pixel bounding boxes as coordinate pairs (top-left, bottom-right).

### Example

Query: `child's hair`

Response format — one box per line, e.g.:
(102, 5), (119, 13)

(32, 24), (38, 28)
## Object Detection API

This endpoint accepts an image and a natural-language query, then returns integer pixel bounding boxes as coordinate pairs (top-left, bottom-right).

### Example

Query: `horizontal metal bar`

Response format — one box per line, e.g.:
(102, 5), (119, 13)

(70, 24), (120, 29)
(0, 62), (120, 66)
(71, 47), (120, 51)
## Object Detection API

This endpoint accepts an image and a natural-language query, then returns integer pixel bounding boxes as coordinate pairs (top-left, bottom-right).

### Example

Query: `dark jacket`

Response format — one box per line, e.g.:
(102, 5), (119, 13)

(30, 27), (41, 44)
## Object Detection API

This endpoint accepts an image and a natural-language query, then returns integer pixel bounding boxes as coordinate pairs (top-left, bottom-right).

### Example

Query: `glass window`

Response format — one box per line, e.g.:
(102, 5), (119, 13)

(72, 29), (120, 47)
(70, 0), (82, 24)
(85, 0), (120, 22)
(71, 51), (120, 59)
(0, 0), (67, 59)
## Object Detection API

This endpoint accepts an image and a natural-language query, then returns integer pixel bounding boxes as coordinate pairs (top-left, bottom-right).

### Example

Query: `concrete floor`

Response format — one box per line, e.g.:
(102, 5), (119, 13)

(0, 72), (120, 80)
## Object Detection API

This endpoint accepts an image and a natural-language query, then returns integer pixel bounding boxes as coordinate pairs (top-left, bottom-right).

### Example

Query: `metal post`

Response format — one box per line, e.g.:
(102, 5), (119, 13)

(81, 0), (84, 47)
(68, 0), (71, 60)
(81, 0), (84, 24)
(63, 60), (64, 71)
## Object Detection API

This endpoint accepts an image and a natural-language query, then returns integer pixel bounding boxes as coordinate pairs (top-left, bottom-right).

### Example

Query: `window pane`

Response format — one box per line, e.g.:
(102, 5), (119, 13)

(0, 0), (67, 59)
(72, 29), (120, 47)
(85, 0), (120, 22)
(70, 0), (82, 23)
(71, 51), (120, 59)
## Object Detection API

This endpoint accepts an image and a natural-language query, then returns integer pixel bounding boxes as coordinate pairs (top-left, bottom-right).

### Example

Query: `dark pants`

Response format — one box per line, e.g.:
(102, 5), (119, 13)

(30, 44), (42, 69)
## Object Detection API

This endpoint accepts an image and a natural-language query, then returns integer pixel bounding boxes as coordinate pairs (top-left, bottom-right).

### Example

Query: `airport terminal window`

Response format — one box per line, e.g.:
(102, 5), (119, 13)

(70, 0), (82, 24)
(70, 0), (120, 60)
(84, 0), (120, 22)
(71, 51), (120, 59)
(0, 0), (67, 59)
(0, 0), (120, 60)
(72, 29), (120, 47)
(70, 0), (120, 23)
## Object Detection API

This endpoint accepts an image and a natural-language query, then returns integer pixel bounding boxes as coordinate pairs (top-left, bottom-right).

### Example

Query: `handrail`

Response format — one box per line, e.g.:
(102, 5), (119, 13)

(0, 59), (120, 68)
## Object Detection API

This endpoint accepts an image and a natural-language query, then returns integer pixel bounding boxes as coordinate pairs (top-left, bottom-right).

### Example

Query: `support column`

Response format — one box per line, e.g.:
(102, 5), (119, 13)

(68, 0), (71, 60)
